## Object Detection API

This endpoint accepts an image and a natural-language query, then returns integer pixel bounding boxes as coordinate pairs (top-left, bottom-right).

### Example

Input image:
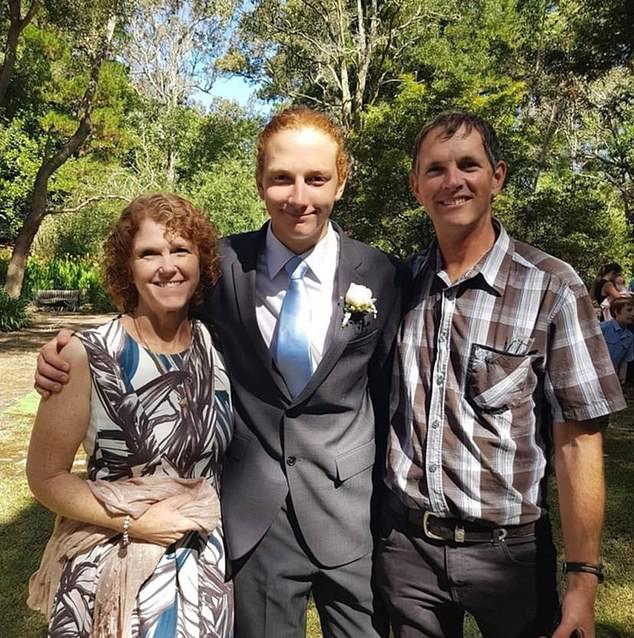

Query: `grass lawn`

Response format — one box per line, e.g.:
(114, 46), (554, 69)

(1, 390), (633, 637)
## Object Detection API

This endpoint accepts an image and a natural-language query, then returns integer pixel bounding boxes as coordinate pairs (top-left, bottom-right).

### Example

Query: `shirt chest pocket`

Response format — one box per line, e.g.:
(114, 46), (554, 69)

(467, 344), (538, 414)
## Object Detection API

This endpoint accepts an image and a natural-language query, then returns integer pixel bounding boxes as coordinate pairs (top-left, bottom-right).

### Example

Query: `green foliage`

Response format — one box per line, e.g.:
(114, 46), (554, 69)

(346, 66), (527, 257)
(179, 101), (262, 182)
(32, 193), (122, 259)
(498, 175), (632, 285)
(187, 158), (266, 237)
(545, 0), (633, 79)
(1, 25), (57, 122)
(0, 290), (30, 331)
(91, 61), (141, 155)
(0, 118), (42, 240)
(0, 247), (10, 285)
(16, 255), (114, 312)
(332, 0), (634, 276)
(1, 0), (633, 296)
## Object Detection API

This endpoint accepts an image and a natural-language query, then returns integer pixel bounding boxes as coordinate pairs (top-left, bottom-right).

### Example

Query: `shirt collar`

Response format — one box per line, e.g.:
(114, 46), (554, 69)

(425, 219), (512, 296)
(265, 222), (336, 282)
(477, 220), (512, 295)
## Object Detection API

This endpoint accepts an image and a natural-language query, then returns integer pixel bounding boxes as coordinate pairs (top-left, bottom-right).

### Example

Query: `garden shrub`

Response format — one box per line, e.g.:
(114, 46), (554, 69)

(0, 254), (115, 312)
(25, 255), (116, 312)
(0, 254), (7, 284)
(0, 289), (30, 331)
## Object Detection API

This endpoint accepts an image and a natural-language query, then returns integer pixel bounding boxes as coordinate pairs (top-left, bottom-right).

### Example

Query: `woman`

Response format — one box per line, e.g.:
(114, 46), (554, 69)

(590, 262), (623, 307)
(27, 194), (233, 637)
(599, 272), (632, 320)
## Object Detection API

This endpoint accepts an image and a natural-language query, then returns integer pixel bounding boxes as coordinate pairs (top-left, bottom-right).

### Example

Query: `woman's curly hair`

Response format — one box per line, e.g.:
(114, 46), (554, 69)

(103, 193), (220, 312)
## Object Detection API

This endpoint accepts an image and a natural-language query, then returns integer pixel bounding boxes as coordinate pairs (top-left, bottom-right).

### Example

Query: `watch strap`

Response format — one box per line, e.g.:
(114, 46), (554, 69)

(562, 561), (605, 583)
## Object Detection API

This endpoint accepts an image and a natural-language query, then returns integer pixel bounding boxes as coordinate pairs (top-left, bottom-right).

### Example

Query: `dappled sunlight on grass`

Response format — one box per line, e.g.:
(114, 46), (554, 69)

(1, 380), (633, 636)
(0, 451), (52, 637)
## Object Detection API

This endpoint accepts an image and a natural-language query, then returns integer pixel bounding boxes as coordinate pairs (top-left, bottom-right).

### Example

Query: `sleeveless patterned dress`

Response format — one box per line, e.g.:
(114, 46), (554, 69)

(47, 318), (234, 638)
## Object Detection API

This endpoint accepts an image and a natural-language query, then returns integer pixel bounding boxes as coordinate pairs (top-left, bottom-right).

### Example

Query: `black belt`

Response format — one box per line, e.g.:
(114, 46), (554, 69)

(403, 507), (537, 544)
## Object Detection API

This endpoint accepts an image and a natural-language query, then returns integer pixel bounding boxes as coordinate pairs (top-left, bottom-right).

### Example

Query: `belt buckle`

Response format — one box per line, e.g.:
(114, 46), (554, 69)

(493, 527), (508, 542)
(422, 510), (447, 541)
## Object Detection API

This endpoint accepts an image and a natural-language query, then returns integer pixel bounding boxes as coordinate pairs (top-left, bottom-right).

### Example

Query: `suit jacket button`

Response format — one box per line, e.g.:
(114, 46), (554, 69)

(286, 456), (297, 466)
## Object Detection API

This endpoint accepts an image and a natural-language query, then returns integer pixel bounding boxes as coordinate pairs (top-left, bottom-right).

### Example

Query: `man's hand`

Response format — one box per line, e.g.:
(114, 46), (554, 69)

(34, 329), (75, 397)
(552, 572), (598, 638)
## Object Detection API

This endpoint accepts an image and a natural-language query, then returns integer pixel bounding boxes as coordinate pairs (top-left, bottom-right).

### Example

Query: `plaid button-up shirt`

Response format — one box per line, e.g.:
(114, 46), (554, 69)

(385, 222), (625, 526)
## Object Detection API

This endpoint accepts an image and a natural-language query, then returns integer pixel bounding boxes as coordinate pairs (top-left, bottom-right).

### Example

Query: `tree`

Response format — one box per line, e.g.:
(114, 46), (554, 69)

(0, 28), (138, 243)
(122, 0), (237, 182)
(0, 117), (41, 239)
(497, 174), (632, 284)
(187, 158), (265, 236)
(573, 69), (634, 226)
(0, 0), (38, 103)
(179, 99), (261, 181)
(181, 100), (264, 235)
(545, 0), (633, 79)
(3, 6), (120, 298)
(335, 0), (535, 253)
(227, 0), (454, 132)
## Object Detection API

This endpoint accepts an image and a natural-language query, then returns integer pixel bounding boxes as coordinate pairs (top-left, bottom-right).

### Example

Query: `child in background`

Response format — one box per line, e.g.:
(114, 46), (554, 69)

(600, 297), (634, 384)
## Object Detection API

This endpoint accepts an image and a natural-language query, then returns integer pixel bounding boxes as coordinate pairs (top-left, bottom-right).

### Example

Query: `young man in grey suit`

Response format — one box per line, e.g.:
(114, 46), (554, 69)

(209, 108), (405, 637)
(35, 107), (407, 637)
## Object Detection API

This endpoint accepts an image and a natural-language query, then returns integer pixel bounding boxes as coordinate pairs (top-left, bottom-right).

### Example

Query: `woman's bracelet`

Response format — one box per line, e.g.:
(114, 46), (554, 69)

(121, 514), (131, 547)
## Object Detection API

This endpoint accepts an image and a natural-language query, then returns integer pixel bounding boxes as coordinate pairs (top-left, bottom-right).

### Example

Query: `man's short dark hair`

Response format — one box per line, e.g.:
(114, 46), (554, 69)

(411, 111), (501, 173)
(610, 296), (633, 318)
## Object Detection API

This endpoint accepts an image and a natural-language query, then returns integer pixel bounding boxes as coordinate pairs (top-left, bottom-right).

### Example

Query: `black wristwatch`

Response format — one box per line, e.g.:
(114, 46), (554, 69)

(562, 561), (605, 583)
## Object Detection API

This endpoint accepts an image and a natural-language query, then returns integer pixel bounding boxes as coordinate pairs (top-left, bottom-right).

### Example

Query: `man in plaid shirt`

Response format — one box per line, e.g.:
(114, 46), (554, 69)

(378, 112), (625, 638)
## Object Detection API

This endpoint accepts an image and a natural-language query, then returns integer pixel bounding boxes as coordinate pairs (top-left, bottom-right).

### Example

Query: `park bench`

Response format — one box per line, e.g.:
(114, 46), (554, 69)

(35, 289), (81, 312)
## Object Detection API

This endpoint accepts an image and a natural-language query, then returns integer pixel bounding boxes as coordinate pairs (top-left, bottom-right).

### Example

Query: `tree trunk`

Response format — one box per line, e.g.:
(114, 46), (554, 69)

(530, 99), (560, 193)
(3, 173), (48, 297)
(166, 148), (178, 186)
(353, 0), (377, 130)
(3, 14), (116, 299)
(0, 0), (39, 104)
(334, 0), (352, 132)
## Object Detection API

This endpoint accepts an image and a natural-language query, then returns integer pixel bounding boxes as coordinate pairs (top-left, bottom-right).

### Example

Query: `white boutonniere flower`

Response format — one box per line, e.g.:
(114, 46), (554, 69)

(342, 283), (377, 327)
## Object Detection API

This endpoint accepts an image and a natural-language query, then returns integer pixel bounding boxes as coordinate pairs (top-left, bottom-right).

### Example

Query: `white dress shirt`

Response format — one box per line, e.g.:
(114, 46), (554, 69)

(255, 223), (340, 369)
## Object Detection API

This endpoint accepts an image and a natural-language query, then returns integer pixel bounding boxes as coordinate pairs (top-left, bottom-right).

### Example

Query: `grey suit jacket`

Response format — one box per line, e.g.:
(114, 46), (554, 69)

(205, 222), (407, 567)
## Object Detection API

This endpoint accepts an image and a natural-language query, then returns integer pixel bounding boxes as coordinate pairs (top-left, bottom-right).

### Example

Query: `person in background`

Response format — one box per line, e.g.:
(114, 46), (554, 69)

(589, 262), (623, 311)
(27, 194), (233, 637)
(600, 296), (634, 385)
(613, 273), (629, 294)
(600, 272), (631, 321)
(378, 111), (624, 638)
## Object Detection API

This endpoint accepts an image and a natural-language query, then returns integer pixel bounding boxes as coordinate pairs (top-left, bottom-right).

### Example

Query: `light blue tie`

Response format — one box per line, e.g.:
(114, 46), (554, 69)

(274, 256), (313, 397)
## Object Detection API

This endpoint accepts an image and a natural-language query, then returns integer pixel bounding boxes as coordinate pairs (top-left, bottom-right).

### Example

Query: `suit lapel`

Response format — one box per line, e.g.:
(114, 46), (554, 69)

(231, 226), (291, 399)
(291, 227), (363, 403)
